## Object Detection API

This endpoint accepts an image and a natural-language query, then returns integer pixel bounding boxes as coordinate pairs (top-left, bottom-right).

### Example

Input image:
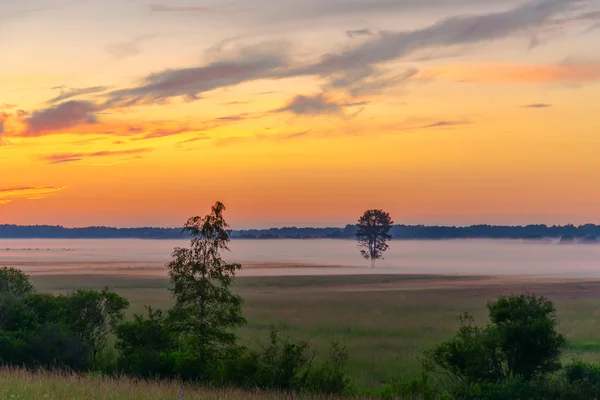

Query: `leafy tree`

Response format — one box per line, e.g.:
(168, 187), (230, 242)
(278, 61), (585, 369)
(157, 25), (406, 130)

(66, 287), (129, 368)
(0, 266), (35, 297)
(115, 307), (177, 378)
(0, 267), (36, 331)
(355, 209), (393, 267)
(488, 293), (565, 380)
(426, 294), (566, 388)
(167, 201), (245, 377)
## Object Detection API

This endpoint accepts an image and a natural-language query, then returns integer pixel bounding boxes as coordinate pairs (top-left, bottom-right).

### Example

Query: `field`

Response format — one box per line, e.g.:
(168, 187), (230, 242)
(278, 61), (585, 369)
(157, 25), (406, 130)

(30, 273), (600, 387)
(0, 368), (334, 400)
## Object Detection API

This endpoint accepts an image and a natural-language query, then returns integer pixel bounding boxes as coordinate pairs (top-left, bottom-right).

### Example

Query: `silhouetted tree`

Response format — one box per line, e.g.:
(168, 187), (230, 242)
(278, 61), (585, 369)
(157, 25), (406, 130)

(167, 201), (245, 377)
(355, 209), (393, 267)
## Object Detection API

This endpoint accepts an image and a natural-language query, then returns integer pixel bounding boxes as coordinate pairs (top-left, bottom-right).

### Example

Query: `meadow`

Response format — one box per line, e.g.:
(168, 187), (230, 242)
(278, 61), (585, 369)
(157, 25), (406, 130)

(30, 273), (600, 388)
(0, 367), (333, 400)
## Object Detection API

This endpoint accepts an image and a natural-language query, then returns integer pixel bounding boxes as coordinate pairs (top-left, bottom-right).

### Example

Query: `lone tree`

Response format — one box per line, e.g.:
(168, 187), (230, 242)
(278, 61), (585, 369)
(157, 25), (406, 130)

(355, 209), (393, 268)
(167, 201), (245, 375)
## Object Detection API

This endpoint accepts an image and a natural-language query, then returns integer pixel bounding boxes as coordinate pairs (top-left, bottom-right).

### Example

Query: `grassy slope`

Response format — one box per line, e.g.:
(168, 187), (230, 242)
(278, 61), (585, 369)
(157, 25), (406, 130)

(30, 274), (600, 387)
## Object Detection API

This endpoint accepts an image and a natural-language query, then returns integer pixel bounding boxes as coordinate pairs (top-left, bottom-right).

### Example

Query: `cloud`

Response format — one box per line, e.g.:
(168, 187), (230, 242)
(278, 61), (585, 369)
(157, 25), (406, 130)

(0, 104), (16, 110)
(420, 120), (472, 129)
(101, 0), (580, 106)
(149, 4), (236, 13)
(105, 45), (290, 106)
(105, 35), (161, 59)
(41, 148), (152, 164)
(135, 128), (190, 140)
(327, 66), (420, 97)
(48, 86), (109, 104)
(277, 93), (370, 116)
(346, 29), (374, 38)
(177, 136), (210, 145)
(422, 63), (600, 84)
(255, 0), (512, 24)
(284, 130), (310, 139)
(277, 94), (345, 115)
(216, 113), (252, 122)
(306, 0), (580, 76)
(522, 103), (553, 108)
(24, 101), (100, 136)
(0, 186), (68, 204)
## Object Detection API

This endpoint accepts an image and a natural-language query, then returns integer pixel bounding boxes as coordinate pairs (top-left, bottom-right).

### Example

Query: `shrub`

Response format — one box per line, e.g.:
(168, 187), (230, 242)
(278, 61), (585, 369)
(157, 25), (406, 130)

(426, 294), (566, 389)
(488, 294), (565, 380)
(256, 328), (315, 392)
(115, 307), (177, 378)
(306, 341), (350, 395)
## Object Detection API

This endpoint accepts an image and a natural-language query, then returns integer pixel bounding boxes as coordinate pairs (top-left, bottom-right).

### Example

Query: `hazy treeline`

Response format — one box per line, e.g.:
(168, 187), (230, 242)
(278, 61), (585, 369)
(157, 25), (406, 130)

(2, 223), (600, 240)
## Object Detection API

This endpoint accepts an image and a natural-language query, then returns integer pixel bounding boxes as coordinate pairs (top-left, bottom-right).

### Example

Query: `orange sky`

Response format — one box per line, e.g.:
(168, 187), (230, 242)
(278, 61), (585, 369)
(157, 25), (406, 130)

(1, 0), (600, 228)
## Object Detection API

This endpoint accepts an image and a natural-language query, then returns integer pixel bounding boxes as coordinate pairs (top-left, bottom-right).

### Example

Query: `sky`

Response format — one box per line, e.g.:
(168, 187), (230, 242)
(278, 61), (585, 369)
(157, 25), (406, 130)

(1, 0), (600, 228)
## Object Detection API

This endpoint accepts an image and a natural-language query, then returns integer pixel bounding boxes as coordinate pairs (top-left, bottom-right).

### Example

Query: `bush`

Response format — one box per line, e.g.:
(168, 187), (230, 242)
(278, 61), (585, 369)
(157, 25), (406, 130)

(115, 307), (177, 378)
(488, 294), (565, 380)
(376, 374), (441, 400)
(0, 325), (90, 370)
(255, 328), (315, 392)
(306, 341), (350, 395)
(426, 294), (566, 389)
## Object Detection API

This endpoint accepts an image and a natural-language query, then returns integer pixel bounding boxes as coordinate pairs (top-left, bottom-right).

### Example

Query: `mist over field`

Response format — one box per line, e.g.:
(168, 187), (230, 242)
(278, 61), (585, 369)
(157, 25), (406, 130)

(3, 238), (600, 278)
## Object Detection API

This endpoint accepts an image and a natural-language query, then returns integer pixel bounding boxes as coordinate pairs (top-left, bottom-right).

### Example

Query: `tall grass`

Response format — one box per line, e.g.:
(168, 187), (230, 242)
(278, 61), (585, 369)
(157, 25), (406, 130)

(0, 368), (346, 400)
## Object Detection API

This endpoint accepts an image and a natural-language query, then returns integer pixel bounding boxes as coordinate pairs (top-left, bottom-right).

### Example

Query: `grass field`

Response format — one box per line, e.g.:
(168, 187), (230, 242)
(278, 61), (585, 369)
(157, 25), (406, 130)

(0, 368), (335, 400)
(30, 273), (600, 387)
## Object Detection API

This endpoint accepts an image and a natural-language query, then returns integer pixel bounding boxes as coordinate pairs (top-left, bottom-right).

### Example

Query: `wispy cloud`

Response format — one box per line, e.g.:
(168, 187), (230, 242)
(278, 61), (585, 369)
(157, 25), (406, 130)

(134, 127), (190, 140)
(278, 94), (358, 116)
(346, 29), (374, 38)
(41, 148), (152, 164)
(422, 63), (600, 84)
(105, 44), (290, 107)
(105, 34), (164, 59)
(24, 101), (100, 137)
(522, 103), (553, 108)
(48, 86), (109, 104)
(420, 120), (472, 129)
(98, 0), (581, 108)
(0, 186), (68, 204)
(149, 4), (237, 13)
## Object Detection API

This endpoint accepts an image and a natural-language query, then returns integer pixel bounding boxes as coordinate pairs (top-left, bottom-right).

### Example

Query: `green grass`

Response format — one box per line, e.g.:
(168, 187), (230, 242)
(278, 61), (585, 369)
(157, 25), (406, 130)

(29, 274), (600, 387)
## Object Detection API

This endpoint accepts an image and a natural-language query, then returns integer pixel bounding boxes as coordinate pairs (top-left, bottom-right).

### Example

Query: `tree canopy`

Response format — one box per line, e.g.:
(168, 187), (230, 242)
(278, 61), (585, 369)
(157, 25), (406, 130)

(355, 209), (393, 267)
(167, 201), (245, 377)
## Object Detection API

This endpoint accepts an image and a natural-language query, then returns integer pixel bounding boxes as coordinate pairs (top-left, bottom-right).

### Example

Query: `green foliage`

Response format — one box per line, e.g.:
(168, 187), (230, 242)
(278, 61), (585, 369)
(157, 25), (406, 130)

(375, 375), (442, 400)
(306, 341), (351, 395)
(115, 307), (177, 378)
(565, 360), (600, 385)
(255, 327), (315, 392)
(66, 287), (130, 368)
(426, 294), (565, 390)
(0, 267), (35, 298)
(167, 201), (245, 375)
(487, 294), (565, 380)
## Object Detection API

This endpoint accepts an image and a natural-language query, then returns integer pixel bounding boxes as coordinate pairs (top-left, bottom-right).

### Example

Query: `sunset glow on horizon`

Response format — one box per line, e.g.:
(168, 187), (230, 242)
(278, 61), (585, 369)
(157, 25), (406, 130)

(2, 0), (600, 228)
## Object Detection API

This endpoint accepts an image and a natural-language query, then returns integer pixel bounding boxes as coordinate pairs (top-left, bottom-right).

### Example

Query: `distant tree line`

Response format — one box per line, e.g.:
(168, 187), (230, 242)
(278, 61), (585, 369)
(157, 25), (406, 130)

(3, 223), (600, 240)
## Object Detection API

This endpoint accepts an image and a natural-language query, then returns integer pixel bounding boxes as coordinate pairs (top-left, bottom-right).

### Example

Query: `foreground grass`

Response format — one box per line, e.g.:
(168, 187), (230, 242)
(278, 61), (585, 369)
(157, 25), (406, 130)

(30, 273), (600, 387)
(0, 368), (338, 400)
